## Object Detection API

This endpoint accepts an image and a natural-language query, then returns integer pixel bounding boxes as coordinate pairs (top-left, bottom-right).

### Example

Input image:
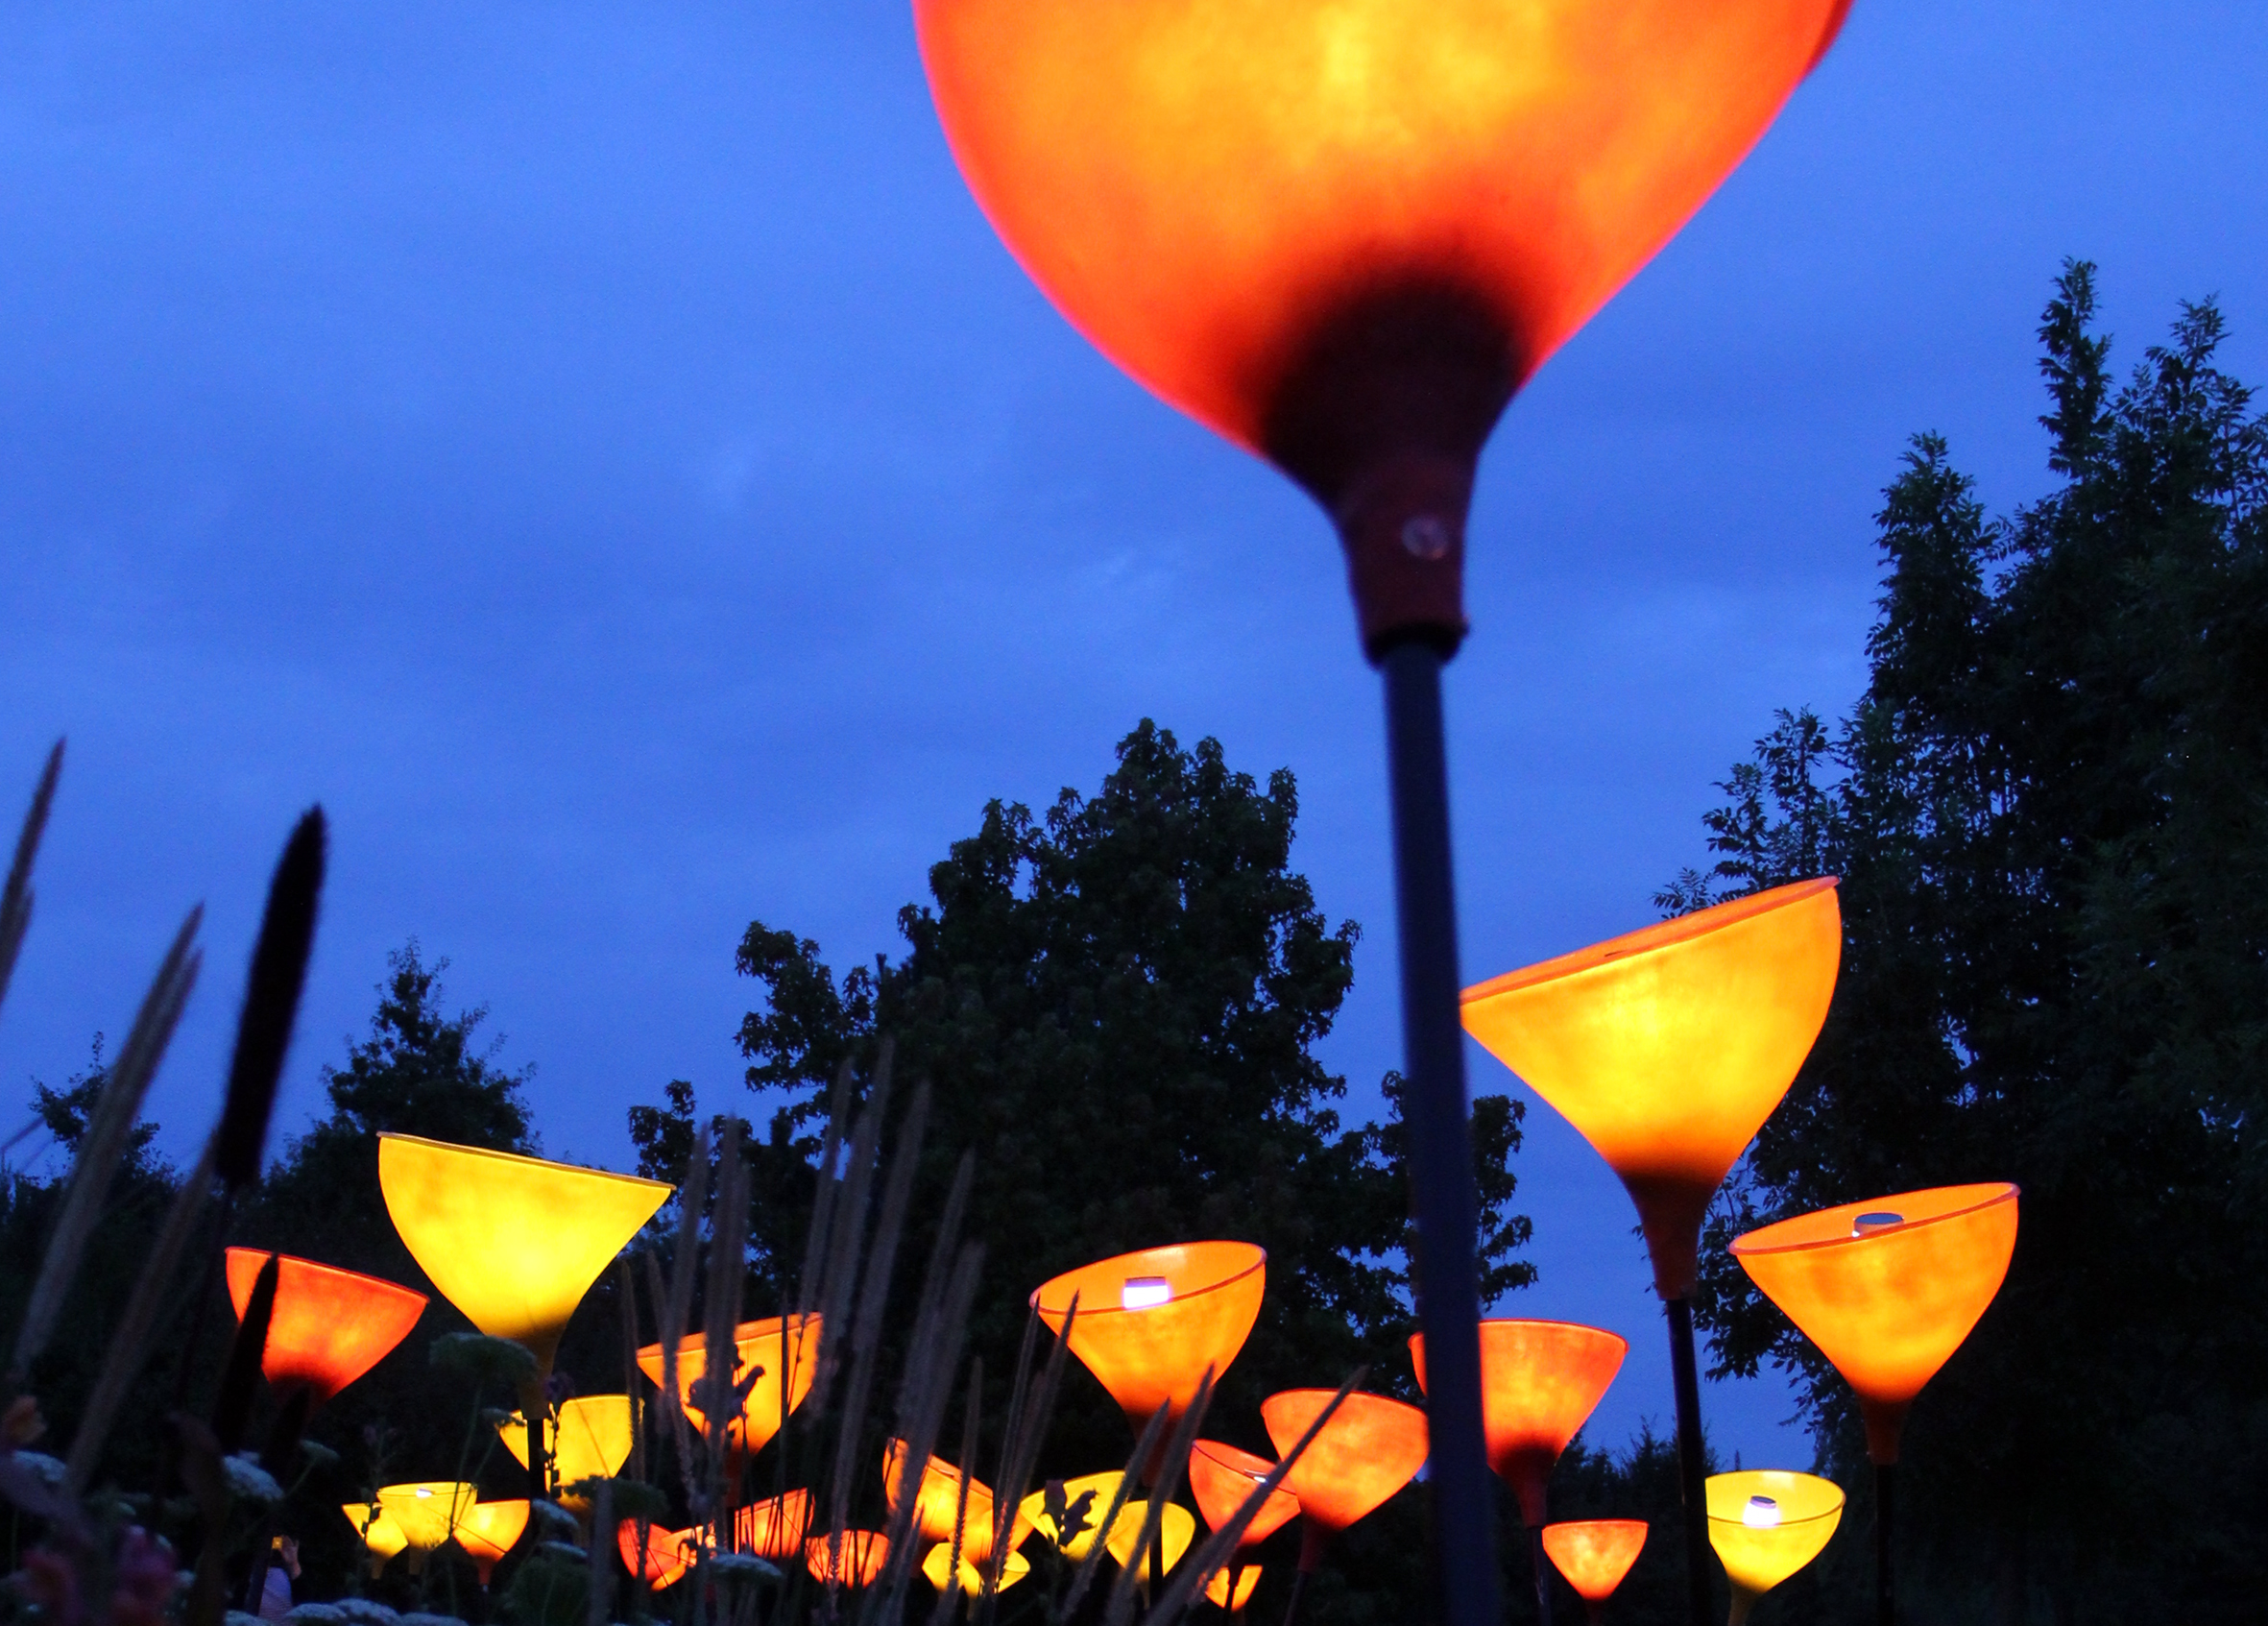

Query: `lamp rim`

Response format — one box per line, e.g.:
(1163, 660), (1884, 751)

(376, 1130), (674, 1196)
(1027, 1240), (1266, 1319)
(1728, 1181), (2018, 1259)
(1703, 1468), (1846, 1527)
(1461, 877), (1837, 1005)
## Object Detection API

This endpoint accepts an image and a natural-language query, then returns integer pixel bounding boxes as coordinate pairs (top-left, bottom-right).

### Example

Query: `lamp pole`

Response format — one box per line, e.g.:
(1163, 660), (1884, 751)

(1665, 1298), (1713, 1626)
(1381, 639), (1500, 1626)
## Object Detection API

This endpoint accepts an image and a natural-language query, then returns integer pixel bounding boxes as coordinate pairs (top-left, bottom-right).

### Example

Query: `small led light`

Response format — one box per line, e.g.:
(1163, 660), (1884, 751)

(1850, 1211), (1904, 1238)
(1121, 1276), (1172, 1311)
(1742, 1494), (1780, 1529)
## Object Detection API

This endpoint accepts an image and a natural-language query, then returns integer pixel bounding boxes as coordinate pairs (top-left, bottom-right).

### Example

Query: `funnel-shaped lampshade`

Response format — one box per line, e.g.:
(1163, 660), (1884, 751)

(1188, 1442), (1300, 1549)
(1410, 1319), (1627, 1526)
(499, 1395), (635, 1494)
(618, 1522), (700, 1590)
(454, 1499), (529, 1586)
(806, 1530), (891, 1589)
(1032, 1243), (1265, 1470)
(1462, 879), (1842, 1298)
(922, 1545), (1032, 1595)
(1205, 1565), (1262, 1612)
(1731, 1183), (2018, 1463)
(375, 1482), (478, 1551)
(343, 1504), (409, 1578)
(636, 1314), (823, 1456)
(916, 2), (1849, 649)
(1101, 1500), (1194, 1578)
(1260, 1391), (1428, 1568)
(883, 1441), (1032, 1565)
(378, 1134), (670, 1378)
(736, 1490), (814, 1560)
(225, 1248), (427, 1410)
(1019, 1472), (1135, 1563)
(1541, 1520), (1647, 1620)
(1706, 1470), (1843, 1626)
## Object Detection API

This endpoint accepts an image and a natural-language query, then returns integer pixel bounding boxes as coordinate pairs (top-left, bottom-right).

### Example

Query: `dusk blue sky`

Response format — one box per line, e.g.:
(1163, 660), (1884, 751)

(1, 2), (2262, 1468)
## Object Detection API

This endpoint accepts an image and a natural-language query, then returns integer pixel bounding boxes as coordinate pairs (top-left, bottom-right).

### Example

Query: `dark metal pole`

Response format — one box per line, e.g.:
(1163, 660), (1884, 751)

(1528, 1522), (1556, 1626)
(1875, 1463), (1895, 1626)
(1380, 642), (1500, 1626)
(1665, 1297), (1713, 1626)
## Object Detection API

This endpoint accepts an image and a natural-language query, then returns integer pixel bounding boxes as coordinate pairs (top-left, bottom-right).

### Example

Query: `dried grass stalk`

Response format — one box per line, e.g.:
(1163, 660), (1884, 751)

(0, 740), (62, 1019)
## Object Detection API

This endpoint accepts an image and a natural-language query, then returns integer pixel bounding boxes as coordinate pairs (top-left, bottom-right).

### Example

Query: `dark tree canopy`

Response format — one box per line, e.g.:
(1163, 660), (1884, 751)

(1668, 263), (2267, 1623)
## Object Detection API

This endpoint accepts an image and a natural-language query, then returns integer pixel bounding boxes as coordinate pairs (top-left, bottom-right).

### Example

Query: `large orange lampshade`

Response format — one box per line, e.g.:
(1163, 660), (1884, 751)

(499, 1395), (635, 1494)
(1031, 1243), (1265, 1476)
(1730, 1183), (2018, 1464)
(882, 1441), (1032, 1565)
(636, 1314), (822, 1457)
(1260, 1391), (1428, 1570)
(1540, 1520), (1647, 1625)
(1018, 1471), (1134, 1563)
(1187, 1442), (1300, 1549)
(1462, 879), (1842, 1298)
(1205, 1565), (1263, 1612)
(1409, 1320), (1627, 1527)
(736, 1490), (814, 1560)
(375, 1482), (478, 1552)
(342, 1504), (408, 1578)
(915, 1), (1849, 650)
(618, 1522), (701, 1590)
(805, 1530), (891, 1590)
(1705, 1470), (1843, 1626)
(377, 1134), (670, 1380)
(225, 1248), (427, 1410)
(454, 1499), (530, 1586)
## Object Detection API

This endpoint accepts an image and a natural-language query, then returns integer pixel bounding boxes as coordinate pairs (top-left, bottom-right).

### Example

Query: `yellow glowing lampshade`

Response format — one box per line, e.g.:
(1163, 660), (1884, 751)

(1541, 1520), (1647, 1623)
(921, 1544), (1033, 1595)
(1019, 1472), (1137, 1563)
(1031, 1243), (1265, 1472)
(375, 1482), (478, 1551)
(1260, 1391), (1428, 1568)
(736, 1490), (814, 1560)
(1706, 1470), (1843, 1626)
(342, 1504), (409, 1578)
(1187, 1441), (1300, 1548)
(806, 1530), (891, 1589)
(636, 1314), (823, 1457)
(882, 1441), (1031, 1565)
(1462, 879), (1842, 1298)
(454, 1499), (529, 1585)
(1101, 1500), (1195, 1578)
(499, 1395), (635, 1495)
(618, 1522), (701, 1590)
(1731, 1183), (2018, 1463)
(225, 1248), (427, 1411)
(377, 1134), (670, 1378)
(1205, 1565), (1263, 1612)
(1410, 1319), (1627, 1526)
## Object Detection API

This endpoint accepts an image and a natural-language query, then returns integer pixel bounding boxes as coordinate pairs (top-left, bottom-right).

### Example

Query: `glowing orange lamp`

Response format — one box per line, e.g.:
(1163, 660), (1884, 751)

(498, 1394), (634, 1504)
(636, 1314), (822, 1457)
(1540, 1520), (1647, 1626)
(342, 1504), (409, 1579)
(921, 1544), (1032, 1597)
(1018, 1471), (1134, 1563)
(1188, 1441), (1300, 1548)
(1261, 1390), (1427, 1626)
(736, 1489), (814, 1560)
(618, 1522), (701, 1590)
(1205, 1565), (1262, 1614)
(375, 1482), (478, 1571)
(224, 1249), (427, 1413)
(1732, 1183), (2016, 1626)
(1101, 1500), (1195, 1586)
(806, 1530), (891, 1590)
(454, 1499), (530, 1586)
(1030, 1242), (1265, 1481)
(882, 1441), (1032, 1564)
(1705, 1470), (1842, 1626)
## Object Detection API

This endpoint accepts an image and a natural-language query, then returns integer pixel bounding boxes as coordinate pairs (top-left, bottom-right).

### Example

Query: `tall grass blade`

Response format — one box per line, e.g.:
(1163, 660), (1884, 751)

(216, 808), (326, 1189)
(0, 740), (62, 1022)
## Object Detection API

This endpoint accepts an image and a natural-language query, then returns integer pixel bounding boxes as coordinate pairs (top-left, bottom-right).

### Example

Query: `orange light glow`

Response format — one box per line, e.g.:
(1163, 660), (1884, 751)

(454, 1500), (529, 1586)
(1031, 1244), (1265, 1474)
(1706, 1470), (1843, 1626)
(736, 1490), (814, 1560)
(1205, 1565), (1262, 1612)
(1101, 1500), (1194, 1579)
(375, 1482), (477, 1552)
(1018, 1471), (1135, 1563)
(1410, 1320), (1626, 1526)
(882, 1441), (1032, 1564)
(1260, 1391), (1428, 1569)
(1731, 1184), (2018, 1463)
(1540, 1520), (1647, 1622)
(617, 1522), (701, 1590)
(342, 1504), (408, 1578)
(806, 1530), (891, 1589)
(377, 1134), (670, 1379)
(1462, 879), (1842, 1298)
(1188, 1442), (1299, 1548)
(636, 1315), (822, 1457)
(225, 1249), (427, 1410)
(498, 1395), (634, 1497)
(921, 1544), (1032, 1595)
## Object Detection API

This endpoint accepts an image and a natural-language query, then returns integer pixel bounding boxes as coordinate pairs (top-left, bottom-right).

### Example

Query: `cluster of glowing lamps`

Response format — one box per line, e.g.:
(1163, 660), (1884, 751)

(910, 4), (1867, 1624)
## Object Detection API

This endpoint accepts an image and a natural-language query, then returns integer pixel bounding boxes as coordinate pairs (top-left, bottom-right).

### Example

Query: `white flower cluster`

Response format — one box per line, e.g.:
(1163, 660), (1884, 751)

(330, 1598), (402, 1626)
(220, 1454), (282, 1506)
